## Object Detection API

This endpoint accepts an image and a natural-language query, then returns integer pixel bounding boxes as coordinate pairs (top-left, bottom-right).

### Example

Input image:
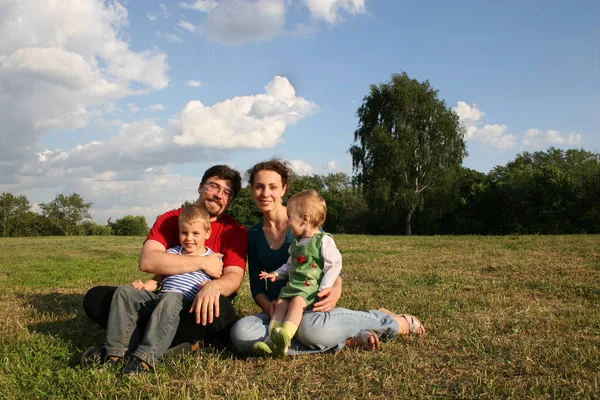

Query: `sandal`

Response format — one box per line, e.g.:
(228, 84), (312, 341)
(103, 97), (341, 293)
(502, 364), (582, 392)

(358, 330), (380, 351)
(379, 308), (425, 336)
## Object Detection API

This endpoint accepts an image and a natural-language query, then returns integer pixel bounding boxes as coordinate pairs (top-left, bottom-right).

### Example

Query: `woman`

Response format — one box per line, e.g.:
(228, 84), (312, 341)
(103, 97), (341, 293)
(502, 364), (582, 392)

(230, 159), (424, 355)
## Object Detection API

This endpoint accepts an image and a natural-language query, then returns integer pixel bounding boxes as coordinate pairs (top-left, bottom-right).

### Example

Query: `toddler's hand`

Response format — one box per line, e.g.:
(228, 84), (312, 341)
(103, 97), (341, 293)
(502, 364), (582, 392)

(259, 271), (277, 282)
(131, 280), (145, 290)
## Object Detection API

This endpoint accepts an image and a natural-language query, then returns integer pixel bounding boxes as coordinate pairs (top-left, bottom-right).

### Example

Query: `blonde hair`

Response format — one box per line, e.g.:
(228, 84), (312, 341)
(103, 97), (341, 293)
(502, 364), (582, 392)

(288, 189), (327, 228)
(179, 203), (211, 231)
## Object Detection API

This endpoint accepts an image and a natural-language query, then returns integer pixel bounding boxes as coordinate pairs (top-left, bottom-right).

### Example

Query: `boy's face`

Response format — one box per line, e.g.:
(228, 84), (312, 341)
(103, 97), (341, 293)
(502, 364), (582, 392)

(286, 201), (306, 238)
(179, 220), (210, 254)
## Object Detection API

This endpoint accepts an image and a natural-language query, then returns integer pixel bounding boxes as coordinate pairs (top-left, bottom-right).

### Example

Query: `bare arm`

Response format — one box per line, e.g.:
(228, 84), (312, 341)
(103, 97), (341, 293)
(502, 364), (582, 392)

(139, 239), (223, 277)
(189, 265), (245, 325)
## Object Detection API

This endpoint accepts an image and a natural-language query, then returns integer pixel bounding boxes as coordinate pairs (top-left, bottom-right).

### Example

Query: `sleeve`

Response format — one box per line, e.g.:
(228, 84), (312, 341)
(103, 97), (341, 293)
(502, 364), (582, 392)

(318, 235), (342, 290)
(221, 224), (248, 270)
(145, 210), (180, 249)
(272, 255), (293, 280)
(248, 231), (266, 300)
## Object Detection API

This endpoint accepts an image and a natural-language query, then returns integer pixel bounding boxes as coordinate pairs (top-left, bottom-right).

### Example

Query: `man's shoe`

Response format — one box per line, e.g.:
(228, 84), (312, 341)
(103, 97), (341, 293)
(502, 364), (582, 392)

(81, 346), (106, 367)
(121, 357), (151, 375)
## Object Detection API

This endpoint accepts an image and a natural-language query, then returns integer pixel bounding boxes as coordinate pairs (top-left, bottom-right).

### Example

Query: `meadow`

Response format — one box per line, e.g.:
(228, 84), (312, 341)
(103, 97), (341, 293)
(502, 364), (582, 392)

(0, 235), (598, 399)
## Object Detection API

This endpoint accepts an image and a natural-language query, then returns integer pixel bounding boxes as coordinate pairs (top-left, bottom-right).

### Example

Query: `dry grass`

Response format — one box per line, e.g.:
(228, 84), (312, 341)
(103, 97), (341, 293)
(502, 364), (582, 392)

(0, 235), (599, 399)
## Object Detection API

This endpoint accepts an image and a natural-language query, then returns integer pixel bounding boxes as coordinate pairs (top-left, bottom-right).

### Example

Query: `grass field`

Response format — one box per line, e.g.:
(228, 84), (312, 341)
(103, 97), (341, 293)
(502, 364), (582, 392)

(0, 235), (599, 399)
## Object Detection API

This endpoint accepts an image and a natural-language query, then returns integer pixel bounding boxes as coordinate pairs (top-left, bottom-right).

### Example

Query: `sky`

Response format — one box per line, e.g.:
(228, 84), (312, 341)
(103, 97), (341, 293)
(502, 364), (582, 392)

(1, 0), (598, 225)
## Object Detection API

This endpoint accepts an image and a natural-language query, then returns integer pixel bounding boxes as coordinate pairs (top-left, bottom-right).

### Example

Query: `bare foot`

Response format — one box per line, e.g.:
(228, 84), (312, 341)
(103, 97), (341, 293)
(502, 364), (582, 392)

(379, 308), (425, 336)
(345, 330), (380, 350)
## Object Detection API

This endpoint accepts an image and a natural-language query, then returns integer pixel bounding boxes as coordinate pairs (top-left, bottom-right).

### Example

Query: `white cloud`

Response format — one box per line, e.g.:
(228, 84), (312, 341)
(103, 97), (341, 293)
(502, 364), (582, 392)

(172, 76), (318, 148)
(0, 0), (169, 176)
(127, 103), (139, 113)
(304, 0), (366, 24)
(187, 80), (202, 87)
(148, 104), (165, 111)
(156, 31), (183, 43)
(178, 20), (197, 33)
(453, 101), (515, 149)
(180, 0), (218, 12)
(289, 160), (314, 175)
(147, 3), (171, 21)
(522, 128), (582, 148)
(321, 160), (339, 171)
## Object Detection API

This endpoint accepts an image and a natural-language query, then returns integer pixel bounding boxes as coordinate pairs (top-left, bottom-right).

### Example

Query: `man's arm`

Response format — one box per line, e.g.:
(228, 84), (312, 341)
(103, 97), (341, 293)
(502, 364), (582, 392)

(139, 239), (223, 277)
(189, 265), (244, 325)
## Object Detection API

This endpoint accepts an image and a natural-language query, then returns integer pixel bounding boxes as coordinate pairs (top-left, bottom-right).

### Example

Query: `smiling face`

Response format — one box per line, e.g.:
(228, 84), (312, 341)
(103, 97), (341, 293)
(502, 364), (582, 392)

(198, 177), (234, 218)
(179, 219), (211, 254)
(251, 169), (287, 214)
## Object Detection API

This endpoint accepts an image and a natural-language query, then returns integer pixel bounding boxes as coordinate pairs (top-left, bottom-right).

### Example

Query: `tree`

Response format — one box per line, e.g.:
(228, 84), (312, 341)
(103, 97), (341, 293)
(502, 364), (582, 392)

(39, 193), (92, 236)
(110, 215), (149, 236)
(349, 72), (467, 235)
(0, 192), (32, 237)
(227, 187), (262, 228)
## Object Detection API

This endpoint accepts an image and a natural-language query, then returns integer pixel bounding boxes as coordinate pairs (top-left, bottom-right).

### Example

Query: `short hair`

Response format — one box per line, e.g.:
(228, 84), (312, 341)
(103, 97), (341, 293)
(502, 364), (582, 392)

(288, 189), (327, 228)
(247, 158), (293, 188)
(179, 203), (211, 231)
(201, 165), (242, 199)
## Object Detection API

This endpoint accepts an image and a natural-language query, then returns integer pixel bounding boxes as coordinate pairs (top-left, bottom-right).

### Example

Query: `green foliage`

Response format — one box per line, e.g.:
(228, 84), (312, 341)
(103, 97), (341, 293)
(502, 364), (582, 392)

(0, 193), (33, 237)
(39, 193), (92, 236)
(79, 221), (113, 236)
(227, 186), (262, 228)
(109, 215), (149, 236)
(350, 72), (467, 235)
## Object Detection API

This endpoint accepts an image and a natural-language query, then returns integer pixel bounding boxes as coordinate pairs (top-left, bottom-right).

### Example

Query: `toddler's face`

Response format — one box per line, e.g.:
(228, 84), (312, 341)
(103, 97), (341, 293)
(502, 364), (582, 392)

(179, 220), (209, 254)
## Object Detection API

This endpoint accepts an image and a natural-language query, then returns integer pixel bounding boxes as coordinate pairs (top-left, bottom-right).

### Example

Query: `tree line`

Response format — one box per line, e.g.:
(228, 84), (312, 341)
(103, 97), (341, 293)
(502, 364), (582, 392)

(1, 146), (597, 238)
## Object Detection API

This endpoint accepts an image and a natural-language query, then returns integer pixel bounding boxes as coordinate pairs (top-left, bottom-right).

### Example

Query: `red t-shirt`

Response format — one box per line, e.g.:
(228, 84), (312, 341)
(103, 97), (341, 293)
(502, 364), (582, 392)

(146, 209), (248, 270)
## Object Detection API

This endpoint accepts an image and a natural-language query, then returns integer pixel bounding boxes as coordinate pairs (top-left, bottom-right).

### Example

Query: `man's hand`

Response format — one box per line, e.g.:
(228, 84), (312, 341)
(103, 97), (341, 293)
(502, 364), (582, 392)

(201, 253), (224, 278)
(189, 280), (221, 325)
(312, 284), (341, 312)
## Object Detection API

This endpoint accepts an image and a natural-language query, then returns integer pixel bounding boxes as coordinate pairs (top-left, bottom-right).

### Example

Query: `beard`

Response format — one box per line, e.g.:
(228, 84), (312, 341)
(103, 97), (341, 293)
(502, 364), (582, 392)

(201, 195), (224, 217)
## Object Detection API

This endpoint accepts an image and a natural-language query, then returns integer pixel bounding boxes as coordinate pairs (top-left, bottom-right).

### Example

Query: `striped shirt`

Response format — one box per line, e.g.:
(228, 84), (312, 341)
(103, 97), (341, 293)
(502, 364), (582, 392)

(160, 246), (213, 300)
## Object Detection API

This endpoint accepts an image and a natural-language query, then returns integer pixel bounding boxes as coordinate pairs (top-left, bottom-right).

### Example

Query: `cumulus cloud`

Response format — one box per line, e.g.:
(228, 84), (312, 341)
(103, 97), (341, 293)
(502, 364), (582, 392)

(453, 101), (515, 149)
(289, 160), (314, 175)
(127, 103), (139, 113)
(321, 160), (339, 171)
(0, 0), (169, 175)
(148, 104), (166, 111)
(172, 76), (318, 148)
(187, 80), (202, 87)
(454, 101), (583, 151)
(304, 0), (367, 24)
(522, 129), (582, 148)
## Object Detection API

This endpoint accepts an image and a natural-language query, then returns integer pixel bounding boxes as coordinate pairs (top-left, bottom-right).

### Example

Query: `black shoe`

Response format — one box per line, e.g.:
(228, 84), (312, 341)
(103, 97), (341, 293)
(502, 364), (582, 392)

(81, 346), (106, 367)
(121, 357), (151, 375)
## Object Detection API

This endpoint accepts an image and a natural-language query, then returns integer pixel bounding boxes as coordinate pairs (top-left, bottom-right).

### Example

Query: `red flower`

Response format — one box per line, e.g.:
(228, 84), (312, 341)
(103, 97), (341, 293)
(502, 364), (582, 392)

(304, 280), (310, 287)
(311, 263), (318, 269)
(297, 255), (307, 263)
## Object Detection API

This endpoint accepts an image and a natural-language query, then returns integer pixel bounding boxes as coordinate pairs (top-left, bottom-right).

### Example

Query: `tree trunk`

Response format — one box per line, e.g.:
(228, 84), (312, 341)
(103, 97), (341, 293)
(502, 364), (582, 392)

(405, 209), (414, 235)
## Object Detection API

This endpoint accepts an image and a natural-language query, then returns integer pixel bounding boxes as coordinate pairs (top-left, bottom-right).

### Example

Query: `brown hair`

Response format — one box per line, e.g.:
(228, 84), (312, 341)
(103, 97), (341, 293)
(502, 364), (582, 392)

(247, 158), (293, 188)
(179, 203), (211, 231)
(288, 189), (327, 228)
(201, 165), (242, 199)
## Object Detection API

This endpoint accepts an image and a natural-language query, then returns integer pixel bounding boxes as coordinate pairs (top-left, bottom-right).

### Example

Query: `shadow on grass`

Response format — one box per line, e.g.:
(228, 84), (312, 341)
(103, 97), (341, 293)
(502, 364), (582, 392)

(20, 292), (106, 366)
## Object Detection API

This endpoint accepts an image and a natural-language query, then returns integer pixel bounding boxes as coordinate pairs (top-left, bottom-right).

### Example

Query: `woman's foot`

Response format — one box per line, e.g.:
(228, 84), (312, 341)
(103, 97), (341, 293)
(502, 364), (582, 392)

(346, 330), (380, 351)
(379, 308), (425, 336)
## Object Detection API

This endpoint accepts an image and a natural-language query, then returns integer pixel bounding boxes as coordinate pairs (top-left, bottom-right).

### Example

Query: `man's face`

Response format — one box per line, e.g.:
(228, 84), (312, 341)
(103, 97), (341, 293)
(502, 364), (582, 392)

(197, 177), (234, 218)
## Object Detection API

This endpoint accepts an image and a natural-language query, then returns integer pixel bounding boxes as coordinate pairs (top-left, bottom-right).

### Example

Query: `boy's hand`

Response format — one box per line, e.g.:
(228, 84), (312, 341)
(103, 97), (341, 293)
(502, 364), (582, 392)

(132, 279), (158, 292)
(259, 271), (277, 282)
(131, 280), (145, 290)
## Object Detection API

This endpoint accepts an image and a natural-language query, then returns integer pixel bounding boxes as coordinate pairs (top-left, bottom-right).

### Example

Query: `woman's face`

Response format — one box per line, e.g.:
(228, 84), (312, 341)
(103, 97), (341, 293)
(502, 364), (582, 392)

(251, 170), (287, 213)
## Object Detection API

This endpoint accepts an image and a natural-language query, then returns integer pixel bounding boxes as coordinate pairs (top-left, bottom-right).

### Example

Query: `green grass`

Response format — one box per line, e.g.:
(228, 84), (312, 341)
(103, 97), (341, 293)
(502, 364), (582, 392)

(0, 235), (599, 399)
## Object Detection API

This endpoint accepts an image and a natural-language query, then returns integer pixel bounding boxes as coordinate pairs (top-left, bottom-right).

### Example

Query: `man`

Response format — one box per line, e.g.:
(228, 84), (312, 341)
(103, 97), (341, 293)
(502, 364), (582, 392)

(82, 165), (248, 365)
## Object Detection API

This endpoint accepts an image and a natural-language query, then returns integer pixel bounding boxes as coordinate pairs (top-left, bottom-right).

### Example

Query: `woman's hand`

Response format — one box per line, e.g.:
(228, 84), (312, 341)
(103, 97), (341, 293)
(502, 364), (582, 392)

(259, 271), (277, 282)
(312, 284), (342, 312)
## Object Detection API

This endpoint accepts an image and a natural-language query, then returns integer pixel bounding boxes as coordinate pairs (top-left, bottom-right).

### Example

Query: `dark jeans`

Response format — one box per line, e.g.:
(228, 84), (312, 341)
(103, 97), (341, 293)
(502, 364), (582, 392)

(83, 286), (237, 348)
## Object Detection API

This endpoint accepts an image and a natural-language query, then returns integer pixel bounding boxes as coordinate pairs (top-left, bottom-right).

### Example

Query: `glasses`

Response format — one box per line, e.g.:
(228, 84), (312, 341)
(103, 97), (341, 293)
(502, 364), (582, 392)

(201, 182), (233, 199)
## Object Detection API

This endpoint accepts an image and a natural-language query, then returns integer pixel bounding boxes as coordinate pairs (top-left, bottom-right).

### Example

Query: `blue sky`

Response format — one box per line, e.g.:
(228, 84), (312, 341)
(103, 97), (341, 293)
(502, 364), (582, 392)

(1, 0), (598, 224)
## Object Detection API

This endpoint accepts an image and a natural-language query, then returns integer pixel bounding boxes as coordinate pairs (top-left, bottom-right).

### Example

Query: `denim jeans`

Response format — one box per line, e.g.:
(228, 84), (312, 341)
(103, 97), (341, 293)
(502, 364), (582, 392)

(104, 285), (189, 367)
(230, 308), (400, 355)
